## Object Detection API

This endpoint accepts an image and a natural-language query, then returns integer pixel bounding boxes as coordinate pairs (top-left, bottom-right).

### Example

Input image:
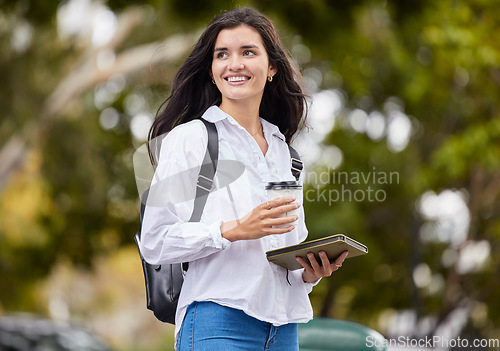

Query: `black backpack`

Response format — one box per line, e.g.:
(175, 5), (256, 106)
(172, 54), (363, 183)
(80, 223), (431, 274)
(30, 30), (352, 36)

(135, 119), (303, 324)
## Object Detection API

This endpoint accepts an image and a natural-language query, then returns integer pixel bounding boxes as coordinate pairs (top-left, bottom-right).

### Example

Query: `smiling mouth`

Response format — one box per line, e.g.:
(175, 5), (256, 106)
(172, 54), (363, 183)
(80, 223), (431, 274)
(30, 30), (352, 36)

(225, 76), (250, 82)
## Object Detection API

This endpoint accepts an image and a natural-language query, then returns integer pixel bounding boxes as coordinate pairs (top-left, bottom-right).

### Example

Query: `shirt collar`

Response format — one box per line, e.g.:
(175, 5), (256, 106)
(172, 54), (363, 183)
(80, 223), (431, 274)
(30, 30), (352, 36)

(261, 118), (285, 142)
(201, 105), (228, 123)
(202, 105), (286, 141)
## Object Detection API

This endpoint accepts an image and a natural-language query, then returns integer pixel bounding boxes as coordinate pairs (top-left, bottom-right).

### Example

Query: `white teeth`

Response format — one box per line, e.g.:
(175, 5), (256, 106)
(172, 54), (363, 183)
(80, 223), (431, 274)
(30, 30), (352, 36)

(227, 76), (247, 82)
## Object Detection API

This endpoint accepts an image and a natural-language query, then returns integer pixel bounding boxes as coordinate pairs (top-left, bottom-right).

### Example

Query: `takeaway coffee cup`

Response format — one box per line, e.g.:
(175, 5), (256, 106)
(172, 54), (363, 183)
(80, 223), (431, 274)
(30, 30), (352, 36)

(265, 181), (302, 228)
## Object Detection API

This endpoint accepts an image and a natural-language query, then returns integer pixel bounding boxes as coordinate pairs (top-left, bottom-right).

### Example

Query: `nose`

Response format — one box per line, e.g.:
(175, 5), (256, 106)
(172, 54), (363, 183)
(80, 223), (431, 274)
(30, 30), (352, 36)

(228, 56), (244, 71)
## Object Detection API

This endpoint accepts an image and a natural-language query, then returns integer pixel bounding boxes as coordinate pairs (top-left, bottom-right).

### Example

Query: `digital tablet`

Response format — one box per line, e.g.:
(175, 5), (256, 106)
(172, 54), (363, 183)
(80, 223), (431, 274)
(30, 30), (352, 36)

(266, 234), (368, 270)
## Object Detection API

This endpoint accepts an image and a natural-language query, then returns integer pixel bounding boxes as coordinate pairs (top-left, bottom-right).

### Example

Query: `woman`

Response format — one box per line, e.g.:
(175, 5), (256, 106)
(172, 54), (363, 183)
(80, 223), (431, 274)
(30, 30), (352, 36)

(139, 7), (348, 350)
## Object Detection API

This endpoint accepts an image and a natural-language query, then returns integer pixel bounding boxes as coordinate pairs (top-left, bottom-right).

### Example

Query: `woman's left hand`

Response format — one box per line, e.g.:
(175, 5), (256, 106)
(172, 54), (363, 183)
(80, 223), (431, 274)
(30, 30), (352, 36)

(296, 250), (349, 283)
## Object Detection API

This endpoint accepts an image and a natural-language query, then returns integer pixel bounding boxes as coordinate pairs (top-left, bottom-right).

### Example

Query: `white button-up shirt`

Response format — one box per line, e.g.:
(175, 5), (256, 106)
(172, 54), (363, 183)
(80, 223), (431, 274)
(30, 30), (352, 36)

(139, 106), (315, 343)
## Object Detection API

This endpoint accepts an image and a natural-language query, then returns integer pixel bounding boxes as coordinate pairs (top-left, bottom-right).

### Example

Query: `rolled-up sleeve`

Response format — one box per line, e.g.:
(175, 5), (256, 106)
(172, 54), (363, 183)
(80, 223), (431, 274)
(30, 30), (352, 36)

(287, 268), (321, 294)
(138, 121), (231, 265)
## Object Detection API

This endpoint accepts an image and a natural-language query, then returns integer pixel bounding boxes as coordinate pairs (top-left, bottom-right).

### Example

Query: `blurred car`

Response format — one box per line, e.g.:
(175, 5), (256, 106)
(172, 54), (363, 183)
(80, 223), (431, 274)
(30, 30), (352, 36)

(0, 315), (111, 351)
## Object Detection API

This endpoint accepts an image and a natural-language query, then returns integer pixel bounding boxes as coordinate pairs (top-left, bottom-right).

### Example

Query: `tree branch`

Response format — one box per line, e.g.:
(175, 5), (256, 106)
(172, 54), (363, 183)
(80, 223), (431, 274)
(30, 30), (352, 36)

(0, 6), (198, 195)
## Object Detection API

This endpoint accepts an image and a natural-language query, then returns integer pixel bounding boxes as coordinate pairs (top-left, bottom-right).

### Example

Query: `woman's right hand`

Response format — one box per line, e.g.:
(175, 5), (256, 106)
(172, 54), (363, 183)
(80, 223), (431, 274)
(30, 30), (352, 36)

(220, 196), (300, 242)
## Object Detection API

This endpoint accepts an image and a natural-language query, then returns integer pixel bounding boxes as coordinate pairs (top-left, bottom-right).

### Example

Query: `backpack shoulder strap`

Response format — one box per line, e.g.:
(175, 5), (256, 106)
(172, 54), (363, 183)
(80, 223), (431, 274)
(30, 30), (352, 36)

(288, 145), (303, 181)
(137, 119), (218, 230)
(189, 119), (219, 222)
(136, 120), (218, 273)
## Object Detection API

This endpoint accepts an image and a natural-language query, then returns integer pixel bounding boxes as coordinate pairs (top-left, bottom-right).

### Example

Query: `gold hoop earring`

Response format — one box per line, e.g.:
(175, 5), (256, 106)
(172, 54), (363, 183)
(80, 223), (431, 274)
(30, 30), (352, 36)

(267, 76), (273, 82)
(212, 79), (216, 84)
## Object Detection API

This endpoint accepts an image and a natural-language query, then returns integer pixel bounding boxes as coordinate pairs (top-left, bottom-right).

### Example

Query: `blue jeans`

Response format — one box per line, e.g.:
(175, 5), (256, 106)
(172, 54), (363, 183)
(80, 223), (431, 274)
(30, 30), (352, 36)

(177, 301), (299, 351)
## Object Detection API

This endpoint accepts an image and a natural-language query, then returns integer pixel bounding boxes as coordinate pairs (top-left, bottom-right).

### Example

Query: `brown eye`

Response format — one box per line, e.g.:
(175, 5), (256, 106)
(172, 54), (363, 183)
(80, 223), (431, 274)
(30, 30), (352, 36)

(216, 52), (228, 59)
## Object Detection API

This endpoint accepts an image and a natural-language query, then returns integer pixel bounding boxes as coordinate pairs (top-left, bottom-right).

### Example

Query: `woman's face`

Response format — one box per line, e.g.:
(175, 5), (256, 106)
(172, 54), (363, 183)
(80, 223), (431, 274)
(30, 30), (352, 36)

(211, 25), (277, 106)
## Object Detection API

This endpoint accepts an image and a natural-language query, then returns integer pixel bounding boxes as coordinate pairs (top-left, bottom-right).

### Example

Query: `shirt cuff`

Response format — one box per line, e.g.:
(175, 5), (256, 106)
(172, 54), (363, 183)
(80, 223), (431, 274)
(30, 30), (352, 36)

(299, 268), (322, 294)
(288, 268), (321, 294)
(303, 276), (322, 294)
(209, 220), (231, 250)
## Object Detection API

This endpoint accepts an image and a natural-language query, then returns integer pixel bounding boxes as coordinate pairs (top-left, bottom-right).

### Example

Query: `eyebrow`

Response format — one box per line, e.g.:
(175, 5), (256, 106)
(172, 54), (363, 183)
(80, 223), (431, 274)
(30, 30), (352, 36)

(214, 44), (260, 52)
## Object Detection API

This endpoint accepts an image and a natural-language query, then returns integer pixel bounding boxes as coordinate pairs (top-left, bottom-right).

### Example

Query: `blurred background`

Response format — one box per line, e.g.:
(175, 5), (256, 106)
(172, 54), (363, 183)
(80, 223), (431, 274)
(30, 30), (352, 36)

(1, 0), (499, 350)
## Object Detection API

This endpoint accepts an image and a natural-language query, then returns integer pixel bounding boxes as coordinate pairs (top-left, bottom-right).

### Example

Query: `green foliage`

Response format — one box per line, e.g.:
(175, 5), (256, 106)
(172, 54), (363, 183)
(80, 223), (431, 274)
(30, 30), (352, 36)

(0, 0), (60, 25)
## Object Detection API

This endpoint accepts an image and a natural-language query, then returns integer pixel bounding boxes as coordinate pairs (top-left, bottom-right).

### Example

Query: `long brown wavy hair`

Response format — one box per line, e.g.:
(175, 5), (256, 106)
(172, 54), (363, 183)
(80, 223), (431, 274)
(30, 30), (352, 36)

(149, 7), (307, 147)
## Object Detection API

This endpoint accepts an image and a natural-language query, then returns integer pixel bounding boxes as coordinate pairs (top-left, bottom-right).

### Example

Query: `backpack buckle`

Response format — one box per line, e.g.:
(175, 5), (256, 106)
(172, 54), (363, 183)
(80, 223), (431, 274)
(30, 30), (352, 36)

(291, 157), (303, 173)
(196, 174), (215, 192)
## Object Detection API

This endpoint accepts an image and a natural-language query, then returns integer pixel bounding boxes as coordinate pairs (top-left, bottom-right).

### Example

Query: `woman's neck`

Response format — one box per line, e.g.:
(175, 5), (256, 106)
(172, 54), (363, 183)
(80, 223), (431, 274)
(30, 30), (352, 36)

(219, 98), (261, 133)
